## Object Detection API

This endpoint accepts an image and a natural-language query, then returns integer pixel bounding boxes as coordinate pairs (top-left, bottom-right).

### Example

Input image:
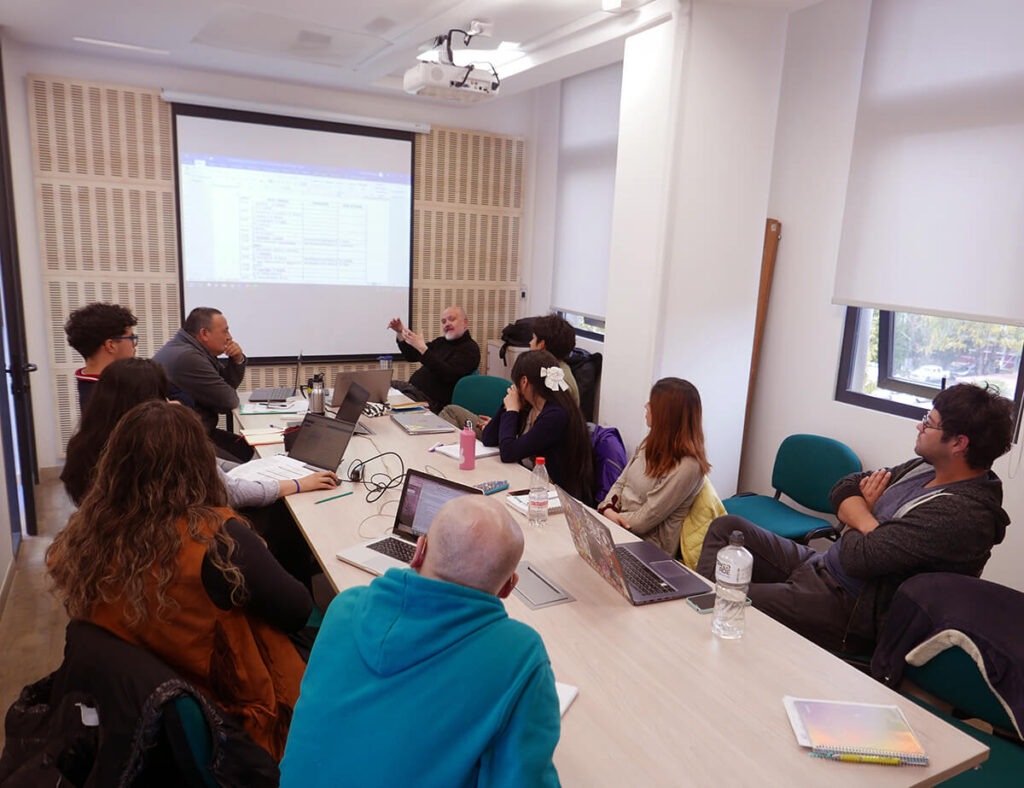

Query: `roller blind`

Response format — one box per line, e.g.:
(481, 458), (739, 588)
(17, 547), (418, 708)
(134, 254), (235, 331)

(550, 62), (622, 319)
(833, 0), (1024, 327)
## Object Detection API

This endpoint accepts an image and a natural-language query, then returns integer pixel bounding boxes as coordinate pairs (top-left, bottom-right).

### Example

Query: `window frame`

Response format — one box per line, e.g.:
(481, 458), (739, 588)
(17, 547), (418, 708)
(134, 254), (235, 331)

(835, 307), (1024, 437)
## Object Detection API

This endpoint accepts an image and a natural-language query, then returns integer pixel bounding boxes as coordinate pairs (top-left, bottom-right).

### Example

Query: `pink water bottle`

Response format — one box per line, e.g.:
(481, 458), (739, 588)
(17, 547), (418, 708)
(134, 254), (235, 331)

(459, 420), (476, 470)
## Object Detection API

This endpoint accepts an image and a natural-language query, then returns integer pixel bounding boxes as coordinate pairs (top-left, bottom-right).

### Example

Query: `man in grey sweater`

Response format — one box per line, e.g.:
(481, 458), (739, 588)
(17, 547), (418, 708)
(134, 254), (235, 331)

(153, 307), (251, 461)
(697, 383), (1014, 654)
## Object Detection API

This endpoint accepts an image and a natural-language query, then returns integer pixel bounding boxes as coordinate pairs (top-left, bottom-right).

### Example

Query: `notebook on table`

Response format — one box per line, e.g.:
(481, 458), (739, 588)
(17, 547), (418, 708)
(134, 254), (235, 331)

(336, 470), (483, 576)
(783, 696), (928, 766)
(331, 368), (394, 406)
(250, 354), (302, 402)
(333, 380), (374, 436)
(556, 487), (709, 605)
(391, 409), (456, 435)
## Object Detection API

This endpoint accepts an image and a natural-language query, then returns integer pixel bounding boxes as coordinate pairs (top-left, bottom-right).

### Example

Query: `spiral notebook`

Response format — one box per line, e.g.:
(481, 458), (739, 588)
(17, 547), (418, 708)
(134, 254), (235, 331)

(783, 696), (928, 766)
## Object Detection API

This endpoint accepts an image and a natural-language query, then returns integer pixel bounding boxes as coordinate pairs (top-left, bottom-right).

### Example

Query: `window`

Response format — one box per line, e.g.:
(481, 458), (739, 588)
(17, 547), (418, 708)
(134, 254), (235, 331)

(836, 307), (1024, 430)
(555, 309), (605, 341)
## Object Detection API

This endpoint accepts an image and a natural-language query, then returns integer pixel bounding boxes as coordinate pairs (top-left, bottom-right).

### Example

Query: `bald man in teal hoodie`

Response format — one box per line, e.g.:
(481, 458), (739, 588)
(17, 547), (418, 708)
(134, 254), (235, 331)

(280, 497), (561, 787)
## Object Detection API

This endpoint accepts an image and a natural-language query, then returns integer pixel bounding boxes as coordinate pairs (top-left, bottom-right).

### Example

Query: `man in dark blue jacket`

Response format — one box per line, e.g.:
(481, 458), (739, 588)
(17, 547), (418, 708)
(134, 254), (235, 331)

(698, 383), (1013, 653)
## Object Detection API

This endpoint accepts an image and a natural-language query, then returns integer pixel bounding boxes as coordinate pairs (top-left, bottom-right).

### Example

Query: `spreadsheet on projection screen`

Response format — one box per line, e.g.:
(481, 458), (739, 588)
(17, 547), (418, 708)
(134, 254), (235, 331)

(175, 112), (413, 358)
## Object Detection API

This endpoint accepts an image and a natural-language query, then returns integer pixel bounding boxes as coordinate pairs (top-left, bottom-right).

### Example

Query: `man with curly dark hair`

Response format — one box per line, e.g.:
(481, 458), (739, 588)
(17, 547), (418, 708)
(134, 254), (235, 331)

(698, 383), (1014, 654)
(64, 302), (138, 411)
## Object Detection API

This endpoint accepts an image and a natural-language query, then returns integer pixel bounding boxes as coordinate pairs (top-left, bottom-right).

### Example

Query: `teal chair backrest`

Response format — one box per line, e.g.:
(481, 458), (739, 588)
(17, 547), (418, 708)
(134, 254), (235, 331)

(451, 374), (509, 417)
(172, 696), (218, 788)
(771, 434), (861, 513)
(907, 647), (1016, 734)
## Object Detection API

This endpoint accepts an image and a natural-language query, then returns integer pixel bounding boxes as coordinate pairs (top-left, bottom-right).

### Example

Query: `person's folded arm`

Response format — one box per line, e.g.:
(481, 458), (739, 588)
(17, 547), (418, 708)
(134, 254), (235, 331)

(620, 458), (703, 537)
(173, 358), (240, 412)
(477, 660), (561, 788)
(481, 405), (504, 447)
(418, 340), (481, 385)
(837, 495), (994, 580)
(219, 356), (246, 389)
(599, 452), (633, 511)
(395, 337), (423, 363)
(203, 518), (313, 632)
(496, 407), (566, 465)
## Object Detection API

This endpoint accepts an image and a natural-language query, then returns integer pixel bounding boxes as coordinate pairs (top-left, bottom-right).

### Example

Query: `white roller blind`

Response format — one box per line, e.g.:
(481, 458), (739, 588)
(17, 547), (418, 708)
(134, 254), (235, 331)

(550, 62), (622, 319)
(833, 0), (1024, 327)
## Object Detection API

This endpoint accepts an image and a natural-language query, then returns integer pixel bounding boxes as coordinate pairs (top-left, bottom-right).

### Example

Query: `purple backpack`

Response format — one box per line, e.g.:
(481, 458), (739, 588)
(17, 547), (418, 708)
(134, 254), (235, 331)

(591, 425), (627, 503)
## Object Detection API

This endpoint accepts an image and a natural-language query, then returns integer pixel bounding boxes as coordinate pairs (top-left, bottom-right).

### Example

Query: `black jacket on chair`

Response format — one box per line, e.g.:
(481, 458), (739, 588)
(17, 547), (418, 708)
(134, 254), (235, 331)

(0, 620), (278, 787)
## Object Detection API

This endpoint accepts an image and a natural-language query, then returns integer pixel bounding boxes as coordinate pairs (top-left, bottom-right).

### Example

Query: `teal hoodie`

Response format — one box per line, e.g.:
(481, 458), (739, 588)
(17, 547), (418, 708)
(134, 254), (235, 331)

(280, 568), (561, 787)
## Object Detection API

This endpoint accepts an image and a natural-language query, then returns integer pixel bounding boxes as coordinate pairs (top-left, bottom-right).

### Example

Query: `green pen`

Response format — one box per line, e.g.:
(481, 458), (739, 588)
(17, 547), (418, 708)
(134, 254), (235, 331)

(315, 491), (353, 504)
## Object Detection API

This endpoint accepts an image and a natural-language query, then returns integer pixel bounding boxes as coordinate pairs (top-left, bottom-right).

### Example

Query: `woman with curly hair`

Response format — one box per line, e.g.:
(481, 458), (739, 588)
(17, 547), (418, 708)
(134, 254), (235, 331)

(47, 400), (311, 760)
(599, 378), (711, 555)
(481, 348), (593, 503)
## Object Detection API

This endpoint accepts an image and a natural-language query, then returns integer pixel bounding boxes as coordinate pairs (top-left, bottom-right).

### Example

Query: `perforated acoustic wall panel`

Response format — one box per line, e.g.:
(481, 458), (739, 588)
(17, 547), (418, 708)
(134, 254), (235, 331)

(30, 75), (180, 454)
(29, 76), (524, 454)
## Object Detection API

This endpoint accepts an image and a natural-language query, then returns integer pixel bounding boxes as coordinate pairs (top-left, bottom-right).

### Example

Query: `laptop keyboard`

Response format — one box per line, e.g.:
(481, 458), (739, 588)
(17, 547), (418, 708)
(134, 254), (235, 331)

(249, 386), (295, 402)
(367, 537), (416, 563)
(614, 547), (673, 596)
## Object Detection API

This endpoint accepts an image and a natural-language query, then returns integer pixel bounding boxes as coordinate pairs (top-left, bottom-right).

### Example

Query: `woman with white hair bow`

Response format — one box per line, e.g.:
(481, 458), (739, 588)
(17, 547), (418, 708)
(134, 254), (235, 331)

(481, 349), (594, 503)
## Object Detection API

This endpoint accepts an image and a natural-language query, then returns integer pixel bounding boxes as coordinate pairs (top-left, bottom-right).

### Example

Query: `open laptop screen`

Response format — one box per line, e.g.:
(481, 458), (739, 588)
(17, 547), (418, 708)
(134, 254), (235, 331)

(393, 470), (483, 539)
(335, 381), (370, 425)
(288, 414), (356, 472)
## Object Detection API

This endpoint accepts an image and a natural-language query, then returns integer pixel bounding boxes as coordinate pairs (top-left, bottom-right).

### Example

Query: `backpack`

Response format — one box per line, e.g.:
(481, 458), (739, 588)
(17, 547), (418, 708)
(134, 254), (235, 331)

(590, 424), (627, 504)
(567, 349), (602, 422)
(498, 316), (537, 364)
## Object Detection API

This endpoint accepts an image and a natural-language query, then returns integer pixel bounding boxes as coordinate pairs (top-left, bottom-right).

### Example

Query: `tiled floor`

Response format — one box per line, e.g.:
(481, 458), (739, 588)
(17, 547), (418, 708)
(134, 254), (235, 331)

(0, 478), (74, 751)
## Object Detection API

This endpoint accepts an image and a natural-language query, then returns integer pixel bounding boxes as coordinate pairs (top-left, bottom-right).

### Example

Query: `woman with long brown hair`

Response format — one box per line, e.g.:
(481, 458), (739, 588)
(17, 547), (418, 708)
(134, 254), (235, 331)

(47, 400), (310, 761)
(481, 349), (594, 502)
(598, 378), (711, 555)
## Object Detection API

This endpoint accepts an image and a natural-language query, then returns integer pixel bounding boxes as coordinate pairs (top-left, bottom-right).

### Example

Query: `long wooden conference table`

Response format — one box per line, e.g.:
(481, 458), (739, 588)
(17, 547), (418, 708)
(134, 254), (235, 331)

(237, 396), (987, 786)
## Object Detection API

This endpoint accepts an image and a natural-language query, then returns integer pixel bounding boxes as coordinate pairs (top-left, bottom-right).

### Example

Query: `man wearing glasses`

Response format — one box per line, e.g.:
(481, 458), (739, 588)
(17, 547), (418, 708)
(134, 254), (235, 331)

(64, 302), (138, 412)
(697, 383), (1014, 654)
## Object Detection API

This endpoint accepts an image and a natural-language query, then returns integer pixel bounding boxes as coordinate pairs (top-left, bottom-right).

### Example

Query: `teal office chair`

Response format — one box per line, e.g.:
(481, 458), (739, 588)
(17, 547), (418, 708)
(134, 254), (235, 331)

(722, 434), (860, 543)
(451, 374), (509, 417)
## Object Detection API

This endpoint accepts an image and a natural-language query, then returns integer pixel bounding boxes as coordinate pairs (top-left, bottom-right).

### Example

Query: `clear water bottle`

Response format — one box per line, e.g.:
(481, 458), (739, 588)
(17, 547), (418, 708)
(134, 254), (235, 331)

(528, 457), (549, 527)
(711, 530), (753, 640)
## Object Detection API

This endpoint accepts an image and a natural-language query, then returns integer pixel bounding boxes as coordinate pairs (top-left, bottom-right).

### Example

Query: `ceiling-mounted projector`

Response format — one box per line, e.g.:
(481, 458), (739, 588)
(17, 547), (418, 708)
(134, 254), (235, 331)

(403, 62), (499, 102)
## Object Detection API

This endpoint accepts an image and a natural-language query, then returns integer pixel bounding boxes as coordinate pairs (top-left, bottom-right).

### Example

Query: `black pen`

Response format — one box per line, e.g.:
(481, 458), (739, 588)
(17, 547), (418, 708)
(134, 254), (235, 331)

(507, 489), (529, 496)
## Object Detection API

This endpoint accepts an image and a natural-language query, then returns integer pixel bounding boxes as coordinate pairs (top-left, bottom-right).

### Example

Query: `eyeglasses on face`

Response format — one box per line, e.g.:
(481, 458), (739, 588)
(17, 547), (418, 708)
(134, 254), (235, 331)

(110, 334), (139, 346)
(919, 413), (943, 431)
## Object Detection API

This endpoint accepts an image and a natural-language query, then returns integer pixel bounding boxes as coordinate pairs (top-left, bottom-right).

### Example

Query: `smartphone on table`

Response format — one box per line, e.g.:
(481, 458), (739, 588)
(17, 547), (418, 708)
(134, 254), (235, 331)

(686, 590), (753, 614)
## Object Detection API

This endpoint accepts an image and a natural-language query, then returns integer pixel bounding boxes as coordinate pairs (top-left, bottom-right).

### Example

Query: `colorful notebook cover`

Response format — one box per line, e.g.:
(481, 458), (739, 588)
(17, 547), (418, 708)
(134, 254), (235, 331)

(783, 696), (928, 766)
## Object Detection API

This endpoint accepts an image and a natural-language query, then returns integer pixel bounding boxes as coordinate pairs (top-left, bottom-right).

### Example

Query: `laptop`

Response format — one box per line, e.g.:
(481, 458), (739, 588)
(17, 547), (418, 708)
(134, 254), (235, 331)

(331, 368), (394, 406)
(333, 380), (374, 436)
(556, 487), (710, 605)
(391, 409), (456, 435)
(249, 354), (302, 402)
(255, 413), (356, 479)
(336, 469), (483, 575)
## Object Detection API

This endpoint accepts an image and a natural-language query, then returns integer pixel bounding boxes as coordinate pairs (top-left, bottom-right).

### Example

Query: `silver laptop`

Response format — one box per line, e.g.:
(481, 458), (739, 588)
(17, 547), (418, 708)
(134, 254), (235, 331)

(336, 470), (482, 575)
(331, 368), (394, 406)
(557, 486), (710, 605)
(250, 354), (301, 402)
(391, 409), (456, 435)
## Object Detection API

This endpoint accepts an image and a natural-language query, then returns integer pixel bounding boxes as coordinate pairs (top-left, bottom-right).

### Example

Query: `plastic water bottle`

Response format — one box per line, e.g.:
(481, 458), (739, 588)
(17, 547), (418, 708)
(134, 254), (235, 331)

(711, 530), (753, 640)
(459, 420), (476, 470)
(528, 457), (549, 527)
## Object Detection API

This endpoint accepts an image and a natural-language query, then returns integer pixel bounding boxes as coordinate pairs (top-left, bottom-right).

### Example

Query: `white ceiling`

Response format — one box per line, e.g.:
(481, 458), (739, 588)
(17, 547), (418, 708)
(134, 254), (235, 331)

(0, 0), (819, 99)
